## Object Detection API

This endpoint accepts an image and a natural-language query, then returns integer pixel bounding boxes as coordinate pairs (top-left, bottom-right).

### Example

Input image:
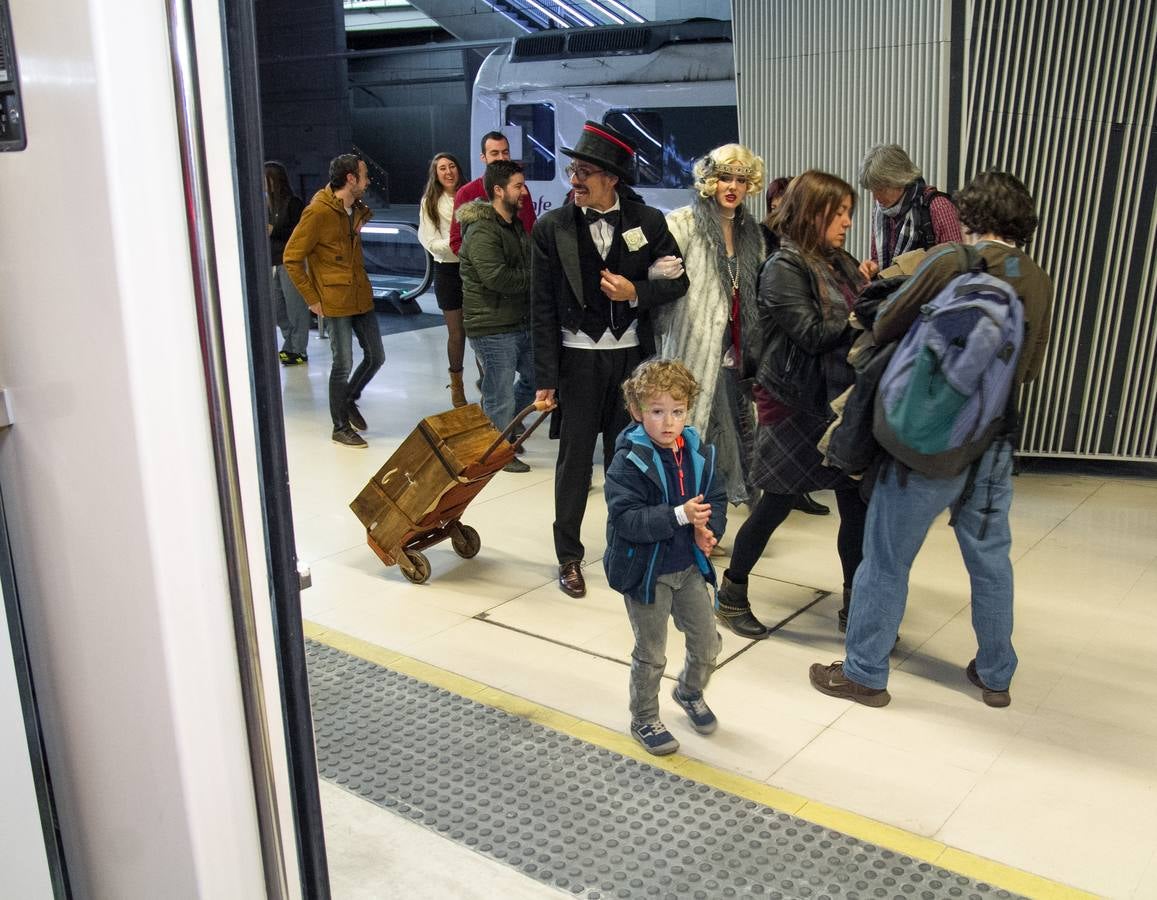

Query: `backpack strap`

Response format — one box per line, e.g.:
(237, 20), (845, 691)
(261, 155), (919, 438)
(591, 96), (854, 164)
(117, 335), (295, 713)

(912, 187), (953, 250)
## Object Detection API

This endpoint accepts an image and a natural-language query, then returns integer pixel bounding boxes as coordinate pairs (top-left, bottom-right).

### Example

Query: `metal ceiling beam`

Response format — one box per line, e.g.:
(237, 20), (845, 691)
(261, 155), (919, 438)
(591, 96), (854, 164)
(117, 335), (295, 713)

(404, 0), (526, 40)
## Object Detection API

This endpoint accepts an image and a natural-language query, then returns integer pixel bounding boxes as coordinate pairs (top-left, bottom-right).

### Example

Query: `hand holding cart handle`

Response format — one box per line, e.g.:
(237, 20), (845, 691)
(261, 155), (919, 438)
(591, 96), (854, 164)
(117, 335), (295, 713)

(481, 399), (556, 463)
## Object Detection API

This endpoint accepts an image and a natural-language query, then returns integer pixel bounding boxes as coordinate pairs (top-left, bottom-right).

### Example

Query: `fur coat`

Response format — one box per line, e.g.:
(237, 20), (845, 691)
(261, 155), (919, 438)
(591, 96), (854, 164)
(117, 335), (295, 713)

(657, 197), (765, 432)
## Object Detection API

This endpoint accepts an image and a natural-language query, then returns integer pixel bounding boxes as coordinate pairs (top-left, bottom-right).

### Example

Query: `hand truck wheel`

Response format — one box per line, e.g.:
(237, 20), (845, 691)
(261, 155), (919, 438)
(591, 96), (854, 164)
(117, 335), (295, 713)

(401, 549), (431, 584)
(450, 524), (481, 559)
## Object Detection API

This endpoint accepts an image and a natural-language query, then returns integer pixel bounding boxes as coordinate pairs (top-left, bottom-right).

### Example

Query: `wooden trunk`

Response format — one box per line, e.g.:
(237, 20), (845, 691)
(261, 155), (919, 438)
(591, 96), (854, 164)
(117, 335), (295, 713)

(349, 404), (511, 563)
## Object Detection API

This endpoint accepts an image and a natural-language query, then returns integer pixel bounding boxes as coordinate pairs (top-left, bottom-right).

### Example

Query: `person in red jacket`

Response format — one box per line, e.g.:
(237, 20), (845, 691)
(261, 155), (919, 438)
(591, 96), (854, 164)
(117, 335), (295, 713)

(449, 131), (537, 256)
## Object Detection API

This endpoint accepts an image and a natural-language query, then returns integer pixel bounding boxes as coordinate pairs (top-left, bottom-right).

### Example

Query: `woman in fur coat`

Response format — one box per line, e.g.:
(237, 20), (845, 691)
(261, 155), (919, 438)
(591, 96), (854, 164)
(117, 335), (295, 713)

(656, 144), (765, 506)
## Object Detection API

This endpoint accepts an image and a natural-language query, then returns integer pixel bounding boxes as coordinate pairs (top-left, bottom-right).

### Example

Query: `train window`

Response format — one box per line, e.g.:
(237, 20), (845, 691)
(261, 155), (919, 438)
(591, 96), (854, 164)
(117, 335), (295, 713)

(505, 103), (555, 181)
(604, 107), (739, 189)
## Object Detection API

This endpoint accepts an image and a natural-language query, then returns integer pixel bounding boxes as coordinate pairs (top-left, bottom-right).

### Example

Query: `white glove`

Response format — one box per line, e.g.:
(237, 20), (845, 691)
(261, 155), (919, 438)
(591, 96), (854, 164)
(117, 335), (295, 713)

(647, 255), (685, 280)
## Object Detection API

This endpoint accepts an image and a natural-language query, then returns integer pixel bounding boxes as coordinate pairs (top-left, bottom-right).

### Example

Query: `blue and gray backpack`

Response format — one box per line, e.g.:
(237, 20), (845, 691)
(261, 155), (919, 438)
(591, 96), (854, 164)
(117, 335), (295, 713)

(873, 246), (1024, 478)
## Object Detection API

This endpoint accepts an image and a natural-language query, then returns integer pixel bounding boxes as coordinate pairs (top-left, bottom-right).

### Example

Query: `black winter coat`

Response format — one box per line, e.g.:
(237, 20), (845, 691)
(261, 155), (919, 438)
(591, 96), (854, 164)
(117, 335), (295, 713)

(753, 247), (857, 416)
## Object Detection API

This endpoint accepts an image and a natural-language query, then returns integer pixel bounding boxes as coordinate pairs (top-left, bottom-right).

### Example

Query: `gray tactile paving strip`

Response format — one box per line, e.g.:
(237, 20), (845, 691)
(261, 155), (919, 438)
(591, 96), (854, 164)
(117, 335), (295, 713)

(307, 639), (1021, 900)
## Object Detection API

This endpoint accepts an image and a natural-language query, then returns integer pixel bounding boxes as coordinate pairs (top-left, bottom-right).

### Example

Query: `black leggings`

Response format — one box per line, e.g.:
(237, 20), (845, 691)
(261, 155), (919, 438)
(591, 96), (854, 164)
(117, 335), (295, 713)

(725, 487), (868, 589)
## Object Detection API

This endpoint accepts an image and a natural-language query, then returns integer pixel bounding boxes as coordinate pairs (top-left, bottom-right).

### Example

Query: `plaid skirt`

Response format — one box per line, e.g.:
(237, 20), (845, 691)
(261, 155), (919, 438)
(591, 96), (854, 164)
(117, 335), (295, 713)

(749, 408), (857, 495)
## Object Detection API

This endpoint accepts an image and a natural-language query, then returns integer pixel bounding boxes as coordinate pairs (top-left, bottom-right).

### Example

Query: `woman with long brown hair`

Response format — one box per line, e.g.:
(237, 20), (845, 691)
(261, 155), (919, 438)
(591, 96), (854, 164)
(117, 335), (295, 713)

(265, 161), (310, 365)
(417, 151), (468, 405)
(714, 170), (869, 638)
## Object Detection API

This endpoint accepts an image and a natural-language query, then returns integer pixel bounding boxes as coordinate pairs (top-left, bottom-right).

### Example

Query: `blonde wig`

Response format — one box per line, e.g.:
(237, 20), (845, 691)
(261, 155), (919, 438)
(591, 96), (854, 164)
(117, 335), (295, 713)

(693, 144), (765, 199)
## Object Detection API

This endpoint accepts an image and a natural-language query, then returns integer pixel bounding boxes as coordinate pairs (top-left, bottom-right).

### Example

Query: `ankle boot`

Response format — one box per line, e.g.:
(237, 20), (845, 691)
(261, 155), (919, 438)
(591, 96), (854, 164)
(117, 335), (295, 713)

(837, 587), (850, 633)
(715, 575), (769, 639)
(448, 368), (467, 407)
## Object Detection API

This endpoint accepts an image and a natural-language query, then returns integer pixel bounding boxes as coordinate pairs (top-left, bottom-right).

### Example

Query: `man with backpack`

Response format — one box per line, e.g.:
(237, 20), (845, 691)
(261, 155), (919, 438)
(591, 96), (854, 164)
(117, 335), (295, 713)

(810, 171), (1053, 709)
(856, 144), (962, 280)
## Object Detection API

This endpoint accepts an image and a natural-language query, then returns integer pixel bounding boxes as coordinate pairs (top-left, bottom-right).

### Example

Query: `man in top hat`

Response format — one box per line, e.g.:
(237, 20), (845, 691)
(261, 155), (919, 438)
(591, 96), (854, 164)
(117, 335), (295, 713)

(532, 121), (690, 598)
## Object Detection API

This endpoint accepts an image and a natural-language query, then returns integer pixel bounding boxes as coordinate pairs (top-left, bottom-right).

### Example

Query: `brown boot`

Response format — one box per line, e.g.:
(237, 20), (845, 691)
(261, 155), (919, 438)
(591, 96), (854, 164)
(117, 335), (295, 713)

(448, 368), (467, 407)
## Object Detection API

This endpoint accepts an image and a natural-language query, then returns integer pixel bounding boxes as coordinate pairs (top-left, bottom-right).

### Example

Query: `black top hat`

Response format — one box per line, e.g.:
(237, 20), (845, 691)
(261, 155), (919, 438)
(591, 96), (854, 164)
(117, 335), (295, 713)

(561, 121), (638, 184)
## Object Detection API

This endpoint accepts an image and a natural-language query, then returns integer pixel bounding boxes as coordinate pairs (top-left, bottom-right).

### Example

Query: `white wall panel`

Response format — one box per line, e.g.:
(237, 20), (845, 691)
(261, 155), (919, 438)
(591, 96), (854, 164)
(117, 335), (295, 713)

(734, 0), (1157, 460)
(733, 0), (954, 262)
(965, 0), (1157, 459)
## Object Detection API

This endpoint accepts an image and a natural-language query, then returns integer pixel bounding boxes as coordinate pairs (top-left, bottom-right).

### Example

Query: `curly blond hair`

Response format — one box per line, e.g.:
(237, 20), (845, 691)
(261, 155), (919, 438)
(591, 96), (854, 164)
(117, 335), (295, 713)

(621, 358), (700, 414)
(692, 143), (765, 199)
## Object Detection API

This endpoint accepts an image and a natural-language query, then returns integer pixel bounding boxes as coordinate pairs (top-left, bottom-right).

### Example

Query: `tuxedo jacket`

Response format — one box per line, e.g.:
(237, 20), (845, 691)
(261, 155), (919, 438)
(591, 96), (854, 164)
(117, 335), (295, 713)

(531, 198), (689, 390)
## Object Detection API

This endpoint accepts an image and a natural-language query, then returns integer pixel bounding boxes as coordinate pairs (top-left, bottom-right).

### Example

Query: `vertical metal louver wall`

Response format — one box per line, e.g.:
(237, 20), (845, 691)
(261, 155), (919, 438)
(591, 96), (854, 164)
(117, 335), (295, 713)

(733, 0), (1157, 461)
(965, 0), (1157, 460)
(731, 0), (959, 262)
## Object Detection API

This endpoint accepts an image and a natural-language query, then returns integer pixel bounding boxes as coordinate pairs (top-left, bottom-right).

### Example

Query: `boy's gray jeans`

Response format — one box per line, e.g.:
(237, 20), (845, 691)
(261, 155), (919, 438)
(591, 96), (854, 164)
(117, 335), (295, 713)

(624, 565), (722, 724)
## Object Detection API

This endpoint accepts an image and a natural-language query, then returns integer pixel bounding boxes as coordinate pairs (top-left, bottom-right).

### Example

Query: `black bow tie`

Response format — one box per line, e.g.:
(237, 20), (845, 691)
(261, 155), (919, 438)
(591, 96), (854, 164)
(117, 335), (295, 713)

(584, 208), (620, 228)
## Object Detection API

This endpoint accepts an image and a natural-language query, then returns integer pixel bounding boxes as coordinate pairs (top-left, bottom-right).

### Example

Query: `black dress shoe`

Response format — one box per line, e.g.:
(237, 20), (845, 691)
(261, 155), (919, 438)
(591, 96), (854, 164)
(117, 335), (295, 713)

(793, 493), (830, 516)
(558, 560), (586, 598)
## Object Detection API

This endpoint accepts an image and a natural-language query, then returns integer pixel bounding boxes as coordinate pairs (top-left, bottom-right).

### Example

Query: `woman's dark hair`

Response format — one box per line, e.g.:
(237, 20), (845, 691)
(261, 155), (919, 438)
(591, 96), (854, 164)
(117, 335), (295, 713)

(770, 170), (856, 258)
(955, 170), (1038, 246)
(421, 152), (463, 230)
(264, 161), (294, 213)
(762, 175), (792, 231)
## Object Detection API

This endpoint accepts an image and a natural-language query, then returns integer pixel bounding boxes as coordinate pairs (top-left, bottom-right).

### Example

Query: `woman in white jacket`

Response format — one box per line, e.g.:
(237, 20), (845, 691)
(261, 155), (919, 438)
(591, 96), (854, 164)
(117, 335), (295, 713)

(418, 152), (468, 406)
(657, 144), (765, 506)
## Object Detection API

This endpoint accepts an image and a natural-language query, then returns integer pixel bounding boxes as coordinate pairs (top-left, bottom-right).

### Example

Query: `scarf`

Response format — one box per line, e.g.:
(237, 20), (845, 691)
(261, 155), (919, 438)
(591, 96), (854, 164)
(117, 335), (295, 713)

(873, 177), (927, 269)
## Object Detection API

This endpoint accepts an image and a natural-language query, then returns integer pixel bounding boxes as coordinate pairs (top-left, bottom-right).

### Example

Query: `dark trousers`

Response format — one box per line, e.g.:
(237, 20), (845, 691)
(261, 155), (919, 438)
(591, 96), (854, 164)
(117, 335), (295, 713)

(554, 344), (643, 563)
(726, 487), (868, 589)
(327, 310), (385, 430)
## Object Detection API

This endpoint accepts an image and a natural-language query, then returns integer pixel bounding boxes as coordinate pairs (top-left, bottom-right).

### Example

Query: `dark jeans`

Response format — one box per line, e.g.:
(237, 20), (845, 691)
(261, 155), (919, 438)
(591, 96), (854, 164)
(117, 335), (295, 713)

(726, 487), (867, 589)
(554, 345), (642, 563)
(327, 310), (385, 430)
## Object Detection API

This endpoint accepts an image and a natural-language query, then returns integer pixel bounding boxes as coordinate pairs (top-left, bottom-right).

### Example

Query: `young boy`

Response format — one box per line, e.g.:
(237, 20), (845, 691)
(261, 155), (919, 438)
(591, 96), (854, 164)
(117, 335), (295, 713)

(604, 359), (727, 756)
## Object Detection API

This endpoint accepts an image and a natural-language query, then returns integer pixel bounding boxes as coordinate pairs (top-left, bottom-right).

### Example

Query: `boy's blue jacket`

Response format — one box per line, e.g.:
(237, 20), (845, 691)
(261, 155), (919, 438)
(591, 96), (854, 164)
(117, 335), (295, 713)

(603, 423), (727, 604)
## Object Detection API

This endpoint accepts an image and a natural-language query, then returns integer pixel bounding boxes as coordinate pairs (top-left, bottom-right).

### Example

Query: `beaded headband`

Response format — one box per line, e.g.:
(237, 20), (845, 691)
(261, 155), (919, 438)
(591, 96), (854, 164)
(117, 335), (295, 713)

(712, 161), (754, 178)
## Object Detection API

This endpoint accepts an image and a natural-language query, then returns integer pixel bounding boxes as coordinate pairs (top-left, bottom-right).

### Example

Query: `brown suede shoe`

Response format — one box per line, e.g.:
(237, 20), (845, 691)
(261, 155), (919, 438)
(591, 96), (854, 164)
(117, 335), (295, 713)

(967, 659), (1011, 708)
(558, 560), (586, 598)
(809, 661), (891, 707)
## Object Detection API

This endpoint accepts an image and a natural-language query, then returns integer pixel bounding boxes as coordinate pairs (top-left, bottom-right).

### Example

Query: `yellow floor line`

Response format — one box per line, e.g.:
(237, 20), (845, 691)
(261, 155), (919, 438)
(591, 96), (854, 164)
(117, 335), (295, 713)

(304, 621), (1098, 900)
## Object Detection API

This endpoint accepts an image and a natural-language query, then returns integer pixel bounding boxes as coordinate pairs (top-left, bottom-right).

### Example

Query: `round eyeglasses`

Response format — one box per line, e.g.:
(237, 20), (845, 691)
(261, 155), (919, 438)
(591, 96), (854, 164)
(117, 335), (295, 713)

(565, 162), (604, 181)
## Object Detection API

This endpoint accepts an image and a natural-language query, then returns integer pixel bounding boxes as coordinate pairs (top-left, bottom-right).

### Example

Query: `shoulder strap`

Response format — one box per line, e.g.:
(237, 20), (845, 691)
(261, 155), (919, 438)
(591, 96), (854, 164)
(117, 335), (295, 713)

(913, 187), (953, 250)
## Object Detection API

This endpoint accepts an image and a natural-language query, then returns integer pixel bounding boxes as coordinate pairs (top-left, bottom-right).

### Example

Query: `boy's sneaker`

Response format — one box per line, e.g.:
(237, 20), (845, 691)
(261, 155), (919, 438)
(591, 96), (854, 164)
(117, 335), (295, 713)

(630, 720), (679, 756)
(671, 686), (718, 734)
(331, 427), (368, 449)
(346, 401), (368, 432)
(809, 661), (891, 707)
(966, 659), (1011, 708)
(502, 457), (531, 473)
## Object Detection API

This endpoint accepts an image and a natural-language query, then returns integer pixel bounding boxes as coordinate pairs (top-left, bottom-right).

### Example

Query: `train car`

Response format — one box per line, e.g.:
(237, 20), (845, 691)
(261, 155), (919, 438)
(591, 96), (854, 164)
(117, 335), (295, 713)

(470, 18), (739, 215)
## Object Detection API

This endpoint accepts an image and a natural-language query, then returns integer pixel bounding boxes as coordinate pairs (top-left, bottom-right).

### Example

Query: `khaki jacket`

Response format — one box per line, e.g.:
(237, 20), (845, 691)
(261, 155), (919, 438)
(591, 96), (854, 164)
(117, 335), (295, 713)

(283, 186), (374, 317)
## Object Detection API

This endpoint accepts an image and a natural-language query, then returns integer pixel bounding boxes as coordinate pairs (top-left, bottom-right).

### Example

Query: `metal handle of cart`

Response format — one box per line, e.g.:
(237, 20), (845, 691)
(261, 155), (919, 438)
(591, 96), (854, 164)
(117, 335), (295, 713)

(479, 399), (555, 464)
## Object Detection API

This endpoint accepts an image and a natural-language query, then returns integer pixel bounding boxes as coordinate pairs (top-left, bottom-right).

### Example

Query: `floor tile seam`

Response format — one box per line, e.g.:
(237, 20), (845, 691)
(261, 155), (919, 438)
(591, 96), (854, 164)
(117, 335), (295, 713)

(476, 583), (830, 674)
(891, 598), (973, 670)
(1125, 844), (1157, 898)
(471, 613), (638, 673)
(304, 620), (1096, 900)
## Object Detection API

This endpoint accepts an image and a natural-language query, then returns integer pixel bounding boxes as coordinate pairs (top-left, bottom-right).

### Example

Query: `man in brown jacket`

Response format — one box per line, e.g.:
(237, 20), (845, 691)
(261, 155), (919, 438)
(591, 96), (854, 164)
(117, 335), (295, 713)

(810, 170), (1053, 710)
(284, 154), (385, 448)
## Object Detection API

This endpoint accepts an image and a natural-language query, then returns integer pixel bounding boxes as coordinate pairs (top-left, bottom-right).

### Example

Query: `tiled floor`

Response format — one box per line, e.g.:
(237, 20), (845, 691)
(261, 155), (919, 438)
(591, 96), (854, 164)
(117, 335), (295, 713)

(281, 303), (1157, 899)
